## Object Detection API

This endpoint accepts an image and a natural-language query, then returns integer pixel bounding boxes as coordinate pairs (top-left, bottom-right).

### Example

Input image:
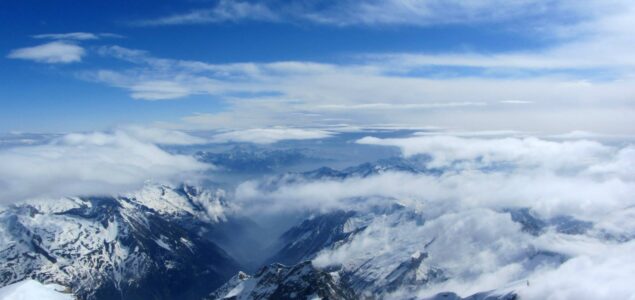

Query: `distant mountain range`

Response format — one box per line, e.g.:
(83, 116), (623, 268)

(0, 153), (607, 299)
(195, 145), (323, 173)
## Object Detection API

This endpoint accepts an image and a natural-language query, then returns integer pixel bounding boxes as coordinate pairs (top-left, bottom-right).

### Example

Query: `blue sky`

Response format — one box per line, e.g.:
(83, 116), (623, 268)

(1, 0), (634, 134)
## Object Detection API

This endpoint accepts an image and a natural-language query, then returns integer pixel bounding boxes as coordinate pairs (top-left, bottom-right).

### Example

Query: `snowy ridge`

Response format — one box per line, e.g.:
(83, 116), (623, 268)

(129, 182), (231, 222)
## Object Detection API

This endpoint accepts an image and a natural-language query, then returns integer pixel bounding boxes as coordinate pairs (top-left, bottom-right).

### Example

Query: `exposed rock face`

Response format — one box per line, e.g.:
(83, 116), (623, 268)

(209, 261), (356, 300)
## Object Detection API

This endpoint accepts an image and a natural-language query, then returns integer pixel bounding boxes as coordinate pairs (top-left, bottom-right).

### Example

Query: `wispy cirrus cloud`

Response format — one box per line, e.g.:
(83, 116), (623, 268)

(32, 32), (123, 41)
(86, 41), (635, 133)
(129, 80), (192, 100)
(133, 0), (278, 26)
(14, 2), (635, 134)
(133, 0), (603, 27)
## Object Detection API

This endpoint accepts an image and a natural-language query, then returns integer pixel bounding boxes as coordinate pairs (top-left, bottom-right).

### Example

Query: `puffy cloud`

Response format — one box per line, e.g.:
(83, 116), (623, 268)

(7, 42), (85, 64)
(0, 128), (208, 203)
(313, 208), (532, 297)
(519, 240), (635, 299)
(356, 135), (616, 171)
(235, 135), (635, 298)
(210, 128), (334, 144)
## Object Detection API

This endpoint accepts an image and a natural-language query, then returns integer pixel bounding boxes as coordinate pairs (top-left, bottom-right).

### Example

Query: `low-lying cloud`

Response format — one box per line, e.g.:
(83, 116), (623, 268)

(210, 128), (334, 144)
(234, 134), (635, 299)
(0, 128), (208, 203)
(356, 135), (621, 172)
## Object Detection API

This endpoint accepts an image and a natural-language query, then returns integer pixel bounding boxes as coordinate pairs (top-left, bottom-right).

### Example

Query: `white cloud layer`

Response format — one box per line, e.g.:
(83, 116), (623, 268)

(7, 2), (635, 134)
(356, 135), (617, 171)
(91, 3), (635, 134)
(519, 240), (635, 299)
(210, 128), (334, 144)
(7, 42), (85, 64)
(0, 128), (208, 203)
(235, 135), (635, 298)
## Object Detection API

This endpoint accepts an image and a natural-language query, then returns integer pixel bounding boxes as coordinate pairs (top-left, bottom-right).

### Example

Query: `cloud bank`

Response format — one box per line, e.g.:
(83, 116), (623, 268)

(210, 128), (334, 144)
(356, 135), (617, 171)
(0, 128), (208, 203)
(234, 134), (635, 299)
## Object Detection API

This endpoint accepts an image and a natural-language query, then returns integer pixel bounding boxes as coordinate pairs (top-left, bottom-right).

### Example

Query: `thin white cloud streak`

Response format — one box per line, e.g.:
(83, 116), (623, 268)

(500, 100), (533, 104)
(7, 42), (85, 64)
(209, 128), (334, 144)
(33, 32), (96, 40)
(315, 102), (487, 110)
(130, 80), (192, 100)
(120, 126), (208, 145)
(413, 130), (526, 137)
(32, 32), (124, 40)
(0, 128), (208, 203)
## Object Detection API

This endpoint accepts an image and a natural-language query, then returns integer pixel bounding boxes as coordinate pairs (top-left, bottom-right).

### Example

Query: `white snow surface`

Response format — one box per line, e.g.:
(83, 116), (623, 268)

(0, 279), (73, 300)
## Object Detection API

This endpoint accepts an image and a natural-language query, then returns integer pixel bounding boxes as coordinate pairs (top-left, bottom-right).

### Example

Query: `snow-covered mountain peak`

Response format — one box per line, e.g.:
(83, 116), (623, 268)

(209, 261), (356, 300)
(126, 182), (231, 223)
(0, 183), (241, 299)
